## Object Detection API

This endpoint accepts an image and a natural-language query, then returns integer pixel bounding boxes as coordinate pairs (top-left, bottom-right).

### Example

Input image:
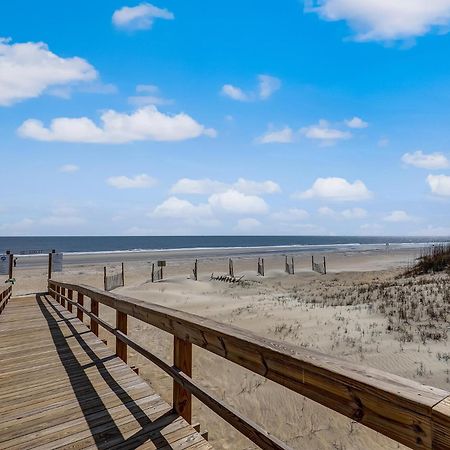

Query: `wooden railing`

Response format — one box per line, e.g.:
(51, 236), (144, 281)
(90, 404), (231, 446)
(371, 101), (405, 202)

(0, 285), (12, 314)
(47, 280), (450, 450)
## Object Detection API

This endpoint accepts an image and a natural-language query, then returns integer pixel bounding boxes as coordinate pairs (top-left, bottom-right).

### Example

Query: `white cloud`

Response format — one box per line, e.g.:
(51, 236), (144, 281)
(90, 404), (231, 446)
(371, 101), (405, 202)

(107, 174), (157, 189)
(306, 0), (450, 42)
(18, 105), (216, 143)
(383, 210), (415, 222)
(233, 178), (281, 195)
(427, 174), (450, 196)
(402, 151), (449, 169)
(0, 38), (97, 106)
(318, 206), (367, 219)
(221, 74), (280, 101)
(300, 120), (351, 145)
(128, 84), (173, 106)
(271, 208), (310, 222)
(345, 116), (368, 129)
(256, 126), (293, 144)
(235, 218), (262, 232)
(341, 207), (368, 219)
(153, 197), (212, 219)
(258, 75), (281, 99)
(59, 164), (79, 173)
(170, 177), (280, 195)
(296, 177), (372, 201)
(112, 3), (174, 30)
(221, 84), (248, 101)
(209, 190), (269, 214)
(378, 137), (389, 147)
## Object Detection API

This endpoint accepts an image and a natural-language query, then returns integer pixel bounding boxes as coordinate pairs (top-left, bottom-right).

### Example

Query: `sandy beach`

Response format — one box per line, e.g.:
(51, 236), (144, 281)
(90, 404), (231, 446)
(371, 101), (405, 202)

(8, 246), (450, 449)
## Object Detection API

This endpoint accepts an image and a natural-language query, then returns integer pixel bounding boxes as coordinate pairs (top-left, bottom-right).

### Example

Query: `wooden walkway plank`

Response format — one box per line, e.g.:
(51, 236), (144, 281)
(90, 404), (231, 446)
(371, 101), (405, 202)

(0, 294), (211, 450)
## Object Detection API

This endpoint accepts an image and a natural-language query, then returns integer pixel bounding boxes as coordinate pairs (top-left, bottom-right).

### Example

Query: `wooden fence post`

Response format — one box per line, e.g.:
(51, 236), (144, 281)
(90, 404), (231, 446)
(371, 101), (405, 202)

(116, 311), (127, 363)
(48, 249), (55, 280)
(56, 285), (60, 303)
(173, 336), (192, 423)
(291, 257), (294, 275)
(77, 292), (84, 321)
(262, 258), (264, 276)
(61, 287), (66, 308)
(311, 255), (314, 270)
(193, 259), (198, 281)
(121, 262), (125, 286)
(91, 299), (99, 336)
(6, 251), (13, 279)
(151, 263), (154, 283)
(323, 256), (327, 275)
(67, 289), (73, 312)
(103, 267), (107, 291)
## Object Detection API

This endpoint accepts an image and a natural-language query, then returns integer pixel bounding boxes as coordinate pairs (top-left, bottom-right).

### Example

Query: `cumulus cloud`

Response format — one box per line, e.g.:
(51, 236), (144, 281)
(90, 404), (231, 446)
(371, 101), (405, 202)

(271, 208), (310, 222)
(300, 120), (351, 145)
(209, 190), (269, 214)
(18, 105), (216, 143)
(221, 74), (280, 101)
(107, 174), (157, 189)
(258, 75), (281, 99)
(306, 0), (450, 42)
(234, 218), (262, 232)
(402, 151), (449, 170)
(170, 177), (280, 195)
(0, 38), (97, 106)
(255, 126), (293, 144)
(59, 164), (79, 173)
(427, 174), (450, 196)
(345, 116), (368, 129)
(296, 177), (372, 201)
(112, 3), (174, 30)
(383, 210), (415, 222)
(153, 197), (212, 219)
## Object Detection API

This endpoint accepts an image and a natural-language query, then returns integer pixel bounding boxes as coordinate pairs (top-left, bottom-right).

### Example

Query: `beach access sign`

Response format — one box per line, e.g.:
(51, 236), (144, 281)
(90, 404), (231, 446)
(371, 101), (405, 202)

(0, 254), (8, 275)
(52, 253), (63, 272)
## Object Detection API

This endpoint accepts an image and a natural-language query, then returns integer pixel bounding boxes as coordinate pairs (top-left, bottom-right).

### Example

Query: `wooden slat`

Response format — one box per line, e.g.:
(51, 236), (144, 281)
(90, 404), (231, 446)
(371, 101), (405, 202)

(50, 280), (450, 450)
(173, 336), (192, 423)
(0, 294), (211, 450)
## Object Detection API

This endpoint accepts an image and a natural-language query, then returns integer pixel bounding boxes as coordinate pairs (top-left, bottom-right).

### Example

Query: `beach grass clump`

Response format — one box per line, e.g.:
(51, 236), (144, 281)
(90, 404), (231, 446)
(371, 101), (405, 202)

(406, 243), (450, 276)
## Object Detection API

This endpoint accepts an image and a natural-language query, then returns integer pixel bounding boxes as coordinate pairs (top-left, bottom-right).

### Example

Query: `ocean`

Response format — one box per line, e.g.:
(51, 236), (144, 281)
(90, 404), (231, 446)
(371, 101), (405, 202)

(0, 236), (448, 255)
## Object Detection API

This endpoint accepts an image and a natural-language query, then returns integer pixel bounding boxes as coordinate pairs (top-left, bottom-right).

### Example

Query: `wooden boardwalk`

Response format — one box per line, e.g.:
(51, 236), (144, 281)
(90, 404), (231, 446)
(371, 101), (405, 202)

(0, 294), (212, 450)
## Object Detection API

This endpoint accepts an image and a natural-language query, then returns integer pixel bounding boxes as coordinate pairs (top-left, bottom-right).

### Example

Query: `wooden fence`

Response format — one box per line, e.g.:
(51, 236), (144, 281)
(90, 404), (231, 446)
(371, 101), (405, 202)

(103, 263), (125, 291)
(257, 257), (265, 276)
(285, 256), (294, 274)
(151, 263), (163, 282)
(46, 279), (450, 450)
(0, 285), (12, 315)
(312, 255), (327, 275)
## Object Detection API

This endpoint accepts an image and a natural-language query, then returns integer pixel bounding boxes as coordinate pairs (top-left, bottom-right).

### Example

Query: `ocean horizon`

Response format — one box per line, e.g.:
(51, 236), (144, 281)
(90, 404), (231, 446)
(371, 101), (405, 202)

(1, 235), (448, 256)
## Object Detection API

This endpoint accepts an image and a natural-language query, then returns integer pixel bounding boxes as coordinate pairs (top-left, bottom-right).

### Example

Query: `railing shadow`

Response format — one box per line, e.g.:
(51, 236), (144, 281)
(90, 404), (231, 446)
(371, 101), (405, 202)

(36, 294), (174, 449)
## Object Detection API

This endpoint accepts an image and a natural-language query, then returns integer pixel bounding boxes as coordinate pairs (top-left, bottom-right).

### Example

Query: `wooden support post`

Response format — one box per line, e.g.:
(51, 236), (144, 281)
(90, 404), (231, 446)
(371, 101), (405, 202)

(48, 249), (55, 280)
(6, 251), (13, 279)
(291, 257), (294, 275)
(173, 336), (192, 423)
(103, 266), (107, 291)
(56, 285), (60, 303)
(116, 310), (128, 363)
(193, 259), (198, 281)
(151, 263), (155, 283)
(323, 256), (327, 275)
(61, 287), (66, 308)
(121, 262), (125, 286)
(91, 299), (99, 336)
(77, 292), (84, 321)
(262, 258), (264, 276)
(311, 255), (314, 270)
(67, 289), (73, 312)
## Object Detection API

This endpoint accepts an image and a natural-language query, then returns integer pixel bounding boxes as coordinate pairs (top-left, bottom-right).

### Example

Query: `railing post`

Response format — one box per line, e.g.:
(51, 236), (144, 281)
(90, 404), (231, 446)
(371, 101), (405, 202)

(77, 292), (84, 321)
(67, 289), (73, 312)
(61, 287), (66, 308)
(173, 336), (192, 423)
(56, 285), (60, 303)
(116, 311), (127, 363)
(91, 298), (99, 336)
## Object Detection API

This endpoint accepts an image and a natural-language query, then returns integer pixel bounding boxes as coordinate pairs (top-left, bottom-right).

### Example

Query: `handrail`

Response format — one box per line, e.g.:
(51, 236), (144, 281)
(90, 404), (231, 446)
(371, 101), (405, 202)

(48, 280), (450, 450)
(0, 284), (12, 314)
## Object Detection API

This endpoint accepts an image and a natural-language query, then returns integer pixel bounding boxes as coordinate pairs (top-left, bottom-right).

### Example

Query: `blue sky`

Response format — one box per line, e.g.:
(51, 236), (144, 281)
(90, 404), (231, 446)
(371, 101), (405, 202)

(1, 0), (450, 236)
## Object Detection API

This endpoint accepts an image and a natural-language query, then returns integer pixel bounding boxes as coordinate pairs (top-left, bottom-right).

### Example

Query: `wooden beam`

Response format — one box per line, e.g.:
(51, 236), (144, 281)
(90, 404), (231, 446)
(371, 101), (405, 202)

(77, 292), (84, 321)
(67, 289), (73, 313)
(90, 299), (99, 336)
(116, 310), (127, 363)
(173, 336), (192, 423)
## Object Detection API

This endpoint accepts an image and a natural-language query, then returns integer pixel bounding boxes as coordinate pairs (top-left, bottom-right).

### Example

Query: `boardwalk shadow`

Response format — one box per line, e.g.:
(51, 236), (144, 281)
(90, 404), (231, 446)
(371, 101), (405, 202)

(36, 294), (173, 449)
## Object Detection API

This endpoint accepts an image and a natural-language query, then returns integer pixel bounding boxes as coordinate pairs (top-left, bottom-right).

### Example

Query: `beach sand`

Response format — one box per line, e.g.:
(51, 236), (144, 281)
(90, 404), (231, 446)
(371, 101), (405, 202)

(8, 246), (450, 449)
